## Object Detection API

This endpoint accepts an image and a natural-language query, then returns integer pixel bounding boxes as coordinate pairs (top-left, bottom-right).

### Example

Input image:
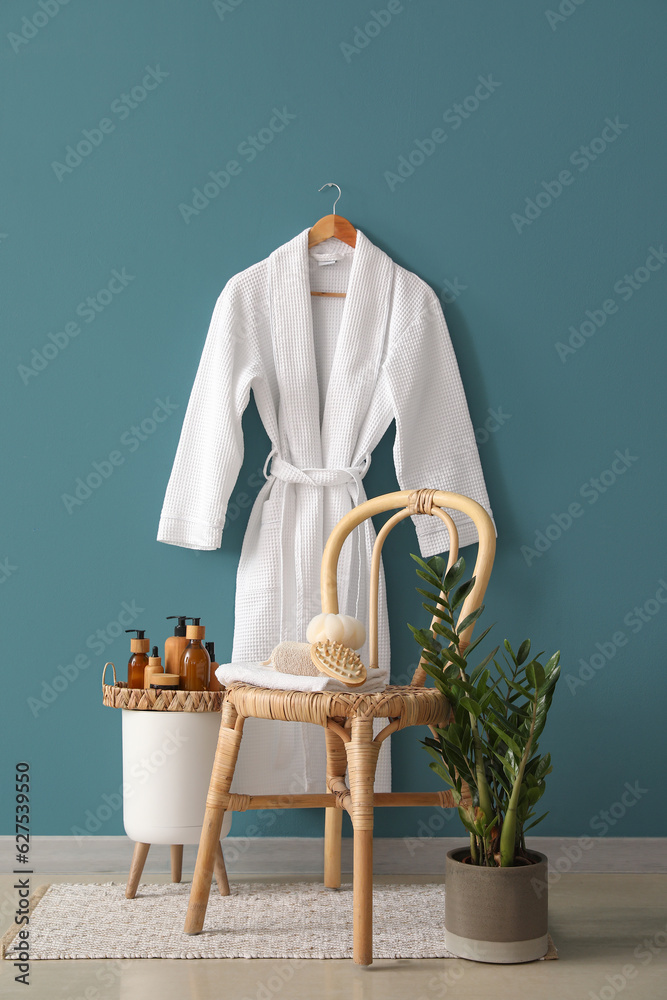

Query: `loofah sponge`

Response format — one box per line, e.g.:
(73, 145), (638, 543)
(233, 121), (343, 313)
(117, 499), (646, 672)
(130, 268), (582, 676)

(270, 641), (321, 676)
(306, 613), (366, 650)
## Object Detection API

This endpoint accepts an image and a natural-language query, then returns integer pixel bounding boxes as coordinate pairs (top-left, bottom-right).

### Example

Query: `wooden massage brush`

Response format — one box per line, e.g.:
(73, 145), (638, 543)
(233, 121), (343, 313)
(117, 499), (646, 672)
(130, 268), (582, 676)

(309, 639), (367, 686)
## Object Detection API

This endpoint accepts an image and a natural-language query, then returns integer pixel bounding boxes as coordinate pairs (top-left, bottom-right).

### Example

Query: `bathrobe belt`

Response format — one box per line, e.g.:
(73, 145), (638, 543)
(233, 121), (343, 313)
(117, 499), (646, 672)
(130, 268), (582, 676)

(267, 453), (370, 493)
(264, 450), (372, 635)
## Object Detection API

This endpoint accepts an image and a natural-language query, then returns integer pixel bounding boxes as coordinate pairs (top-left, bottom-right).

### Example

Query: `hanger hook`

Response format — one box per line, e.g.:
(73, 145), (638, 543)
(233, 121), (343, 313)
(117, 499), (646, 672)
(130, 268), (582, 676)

(318, 182), (341, 215)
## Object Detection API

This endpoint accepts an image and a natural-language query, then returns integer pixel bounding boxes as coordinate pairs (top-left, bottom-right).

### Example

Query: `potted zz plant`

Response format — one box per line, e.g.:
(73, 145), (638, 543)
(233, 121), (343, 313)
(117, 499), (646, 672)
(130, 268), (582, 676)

(408, 554), (561, 963)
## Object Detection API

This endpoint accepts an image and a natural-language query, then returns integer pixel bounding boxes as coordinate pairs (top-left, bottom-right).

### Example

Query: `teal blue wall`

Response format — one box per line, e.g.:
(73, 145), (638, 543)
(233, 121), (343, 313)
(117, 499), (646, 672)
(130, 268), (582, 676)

(2, 1), (665, 843)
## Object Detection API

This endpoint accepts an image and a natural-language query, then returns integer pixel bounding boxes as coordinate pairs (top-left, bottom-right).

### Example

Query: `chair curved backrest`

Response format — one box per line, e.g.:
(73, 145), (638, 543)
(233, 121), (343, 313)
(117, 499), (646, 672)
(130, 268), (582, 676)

(319, 489), (496, 685)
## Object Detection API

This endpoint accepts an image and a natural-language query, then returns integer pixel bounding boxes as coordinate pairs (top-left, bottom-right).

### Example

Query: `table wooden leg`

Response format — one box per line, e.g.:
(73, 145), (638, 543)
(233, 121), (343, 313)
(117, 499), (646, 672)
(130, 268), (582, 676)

(126, 842), (150, 899)
(171, 845), (183, 883)
(214, 841), (230, 896)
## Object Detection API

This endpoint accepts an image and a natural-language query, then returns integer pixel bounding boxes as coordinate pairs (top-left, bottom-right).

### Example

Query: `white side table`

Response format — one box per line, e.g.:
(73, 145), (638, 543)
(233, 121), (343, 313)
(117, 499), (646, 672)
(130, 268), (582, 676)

(102, 663), (231, 898)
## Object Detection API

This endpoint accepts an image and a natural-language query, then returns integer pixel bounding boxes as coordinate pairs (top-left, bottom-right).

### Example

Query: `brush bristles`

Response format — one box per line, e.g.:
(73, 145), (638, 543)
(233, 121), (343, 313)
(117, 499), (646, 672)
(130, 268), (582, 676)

(310, 641), (367, 687)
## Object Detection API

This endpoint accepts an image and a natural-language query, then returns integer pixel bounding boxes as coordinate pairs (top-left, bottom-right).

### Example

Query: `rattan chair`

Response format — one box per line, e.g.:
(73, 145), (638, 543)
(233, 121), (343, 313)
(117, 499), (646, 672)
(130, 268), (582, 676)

(184, 488), (496, 964)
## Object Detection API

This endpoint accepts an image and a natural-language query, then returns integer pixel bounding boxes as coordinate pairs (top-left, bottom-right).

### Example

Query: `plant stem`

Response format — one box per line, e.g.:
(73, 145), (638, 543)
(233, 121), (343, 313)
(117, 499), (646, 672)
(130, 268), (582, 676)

(457, 663), (494, 834)
(499, 691), (538, 866)
(472, 727), (494, 826)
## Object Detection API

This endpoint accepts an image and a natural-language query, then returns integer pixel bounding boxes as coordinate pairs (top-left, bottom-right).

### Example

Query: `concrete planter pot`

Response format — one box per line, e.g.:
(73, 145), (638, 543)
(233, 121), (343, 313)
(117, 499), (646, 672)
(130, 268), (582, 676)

(445, 847), (548, 963)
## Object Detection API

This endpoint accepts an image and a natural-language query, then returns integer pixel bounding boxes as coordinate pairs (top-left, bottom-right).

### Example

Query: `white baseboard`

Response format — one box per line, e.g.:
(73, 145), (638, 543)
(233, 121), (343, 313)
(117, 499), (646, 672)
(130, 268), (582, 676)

(1, 836), (664, 875)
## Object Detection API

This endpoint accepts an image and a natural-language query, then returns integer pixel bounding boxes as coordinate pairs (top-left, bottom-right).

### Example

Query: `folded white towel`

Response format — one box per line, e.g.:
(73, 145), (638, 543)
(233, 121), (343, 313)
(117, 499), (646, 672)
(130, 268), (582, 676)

(215, 661), (389, 694)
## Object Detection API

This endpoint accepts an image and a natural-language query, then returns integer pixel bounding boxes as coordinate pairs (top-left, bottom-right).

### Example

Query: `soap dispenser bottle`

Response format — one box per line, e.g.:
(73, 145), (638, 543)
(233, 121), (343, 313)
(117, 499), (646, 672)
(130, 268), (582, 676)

(143, 646), (164, 689)
(180, 618), (210, 691)
(206, 641), (223, 692)
(126, 629), (150, 689)
(165, 616), (191, 675)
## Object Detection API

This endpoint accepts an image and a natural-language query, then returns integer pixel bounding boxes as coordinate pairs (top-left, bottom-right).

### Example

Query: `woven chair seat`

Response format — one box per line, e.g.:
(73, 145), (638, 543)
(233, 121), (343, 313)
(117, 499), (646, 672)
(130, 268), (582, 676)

(225, 682), (449, 730)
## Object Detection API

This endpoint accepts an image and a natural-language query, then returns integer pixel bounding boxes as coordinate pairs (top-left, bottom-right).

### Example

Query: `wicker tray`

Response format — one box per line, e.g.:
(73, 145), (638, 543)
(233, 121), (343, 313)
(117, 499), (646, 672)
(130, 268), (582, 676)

(102, 662), (224, 712)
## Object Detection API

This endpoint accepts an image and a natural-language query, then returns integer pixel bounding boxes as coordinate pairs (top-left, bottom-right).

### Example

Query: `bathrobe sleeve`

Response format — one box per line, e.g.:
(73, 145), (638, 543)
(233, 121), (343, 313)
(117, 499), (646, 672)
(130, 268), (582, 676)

(384, 293), (496, 557)
(157, 280), (260, 550)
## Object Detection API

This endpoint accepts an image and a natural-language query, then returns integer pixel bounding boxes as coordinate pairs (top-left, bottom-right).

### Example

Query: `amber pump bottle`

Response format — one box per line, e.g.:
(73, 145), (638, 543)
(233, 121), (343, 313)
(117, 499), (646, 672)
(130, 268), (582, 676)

(165, 616), (191, 675)
(206, 641), (223, 692)
(126, 629), (150, 688)
(180, 618), (210, 691)
(143, 646), (164, 689)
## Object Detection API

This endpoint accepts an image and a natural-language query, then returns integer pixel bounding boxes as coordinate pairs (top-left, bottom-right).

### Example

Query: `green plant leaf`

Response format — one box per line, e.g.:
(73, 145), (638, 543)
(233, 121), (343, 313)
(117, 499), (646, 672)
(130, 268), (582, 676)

(488, 750), (516, 775)
(452, 578), (476, 609)
(428, 760), (456, 786)
(408, 624), (440, 648)
(504, 676), (534, 700)
(474, 670), (492, 697)
(538, 672), (560, 698)
(410, 553), (445, 587)
(487, 723), (522, 757)
(499, 698), (531, 718)
(432, 622), (459, 644)
(525, 661), (545, 689)
(422, 602), (448, 620)
(457, 805), (477, 835)
(471, 647), (499, 676)
(483, 816), (498, 837)
(535, 754), (552, 779)
(444, 557), (466, 592)
(503, 639), (517, 663)
(465, 625), (496, 658)
(459, 696), (483, 718)
(489, 767), (511, 796)
(418, 661), (446, 688)
(429, 554), (447, 576)
(439, 646), (467, 670)
(456, 606), (485, 635)
(544, 651), (561, 675)
(420, 651), (443, 671)
(415, 585), (449, 607)
(425, 746), (459, 778)
(524, 811), (549, 832)
(516, 639), (531, 665)
(415, 586), (445, 604)
(486, 710), (524, 740)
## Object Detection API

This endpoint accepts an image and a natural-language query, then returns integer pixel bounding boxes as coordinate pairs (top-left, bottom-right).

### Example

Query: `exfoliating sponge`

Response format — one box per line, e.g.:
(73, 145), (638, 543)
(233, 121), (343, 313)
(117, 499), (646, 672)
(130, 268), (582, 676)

(270, 641), (321, 676)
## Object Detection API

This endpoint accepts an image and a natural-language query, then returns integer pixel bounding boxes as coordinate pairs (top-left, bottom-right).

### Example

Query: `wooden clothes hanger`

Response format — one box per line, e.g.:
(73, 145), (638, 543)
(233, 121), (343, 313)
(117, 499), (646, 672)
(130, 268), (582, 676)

(308, 182), (356, 298)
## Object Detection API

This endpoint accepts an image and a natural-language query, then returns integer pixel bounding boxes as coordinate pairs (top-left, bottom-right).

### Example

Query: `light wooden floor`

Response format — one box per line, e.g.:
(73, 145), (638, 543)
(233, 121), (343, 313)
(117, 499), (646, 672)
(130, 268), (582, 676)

(1, 872), (665, 999)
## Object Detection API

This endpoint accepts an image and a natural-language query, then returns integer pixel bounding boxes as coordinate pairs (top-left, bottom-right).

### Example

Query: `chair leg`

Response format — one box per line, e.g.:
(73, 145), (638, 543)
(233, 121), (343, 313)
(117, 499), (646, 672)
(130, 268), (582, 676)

(184, 703), (244, 934)
(126, 842), (150, 899)
(324, 809), (343, 889)
(171, 845), (183, 883)
(345, 718), (380, 966)
(324, 726), (347, 889)
(214, 840), (230, 896)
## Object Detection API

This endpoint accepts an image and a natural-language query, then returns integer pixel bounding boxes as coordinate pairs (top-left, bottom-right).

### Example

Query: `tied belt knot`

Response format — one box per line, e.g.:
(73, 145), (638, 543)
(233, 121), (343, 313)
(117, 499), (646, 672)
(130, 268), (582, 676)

(264, 451), (371, 498)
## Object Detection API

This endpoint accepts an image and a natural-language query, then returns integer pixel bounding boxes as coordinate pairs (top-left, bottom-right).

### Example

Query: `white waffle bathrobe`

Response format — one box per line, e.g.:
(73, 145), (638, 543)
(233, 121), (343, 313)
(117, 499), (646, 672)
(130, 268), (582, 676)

(157, 228), (494, 795)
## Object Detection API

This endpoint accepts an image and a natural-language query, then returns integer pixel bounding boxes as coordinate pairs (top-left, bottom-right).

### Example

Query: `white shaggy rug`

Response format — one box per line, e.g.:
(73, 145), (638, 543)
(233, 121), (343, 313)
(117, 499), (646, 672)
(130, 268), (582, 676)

(1, 881), (557, 961)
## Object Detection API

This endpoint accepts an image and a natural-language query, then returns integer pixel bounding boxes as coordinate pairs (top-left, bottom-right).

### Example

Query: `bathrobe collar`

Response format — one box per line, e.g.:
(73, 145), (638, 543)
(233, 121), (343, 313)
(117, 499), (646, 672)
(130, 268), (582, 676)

(268, 228), (393, 469)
